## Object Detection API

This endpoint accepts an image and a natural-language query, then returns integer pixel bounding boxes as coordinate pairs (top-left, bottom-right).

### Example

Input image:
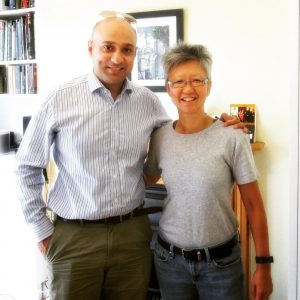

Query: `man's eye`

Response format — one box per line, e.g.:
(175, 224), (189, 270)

(123, 47), (134, 54)
(102, 45), (113, 52)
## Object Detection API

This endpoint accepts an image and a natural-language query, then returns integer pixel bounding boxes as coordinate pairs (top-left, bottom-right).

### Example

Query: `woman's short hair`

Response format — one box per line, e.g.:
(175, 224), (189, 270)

(163, 42), (212, 80)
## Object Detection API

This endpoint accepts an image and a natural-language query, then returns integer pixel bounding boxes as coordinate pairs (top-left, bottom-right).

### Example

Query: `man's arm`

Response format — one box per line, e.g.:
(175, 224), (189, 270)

(15, 99), (55, 244)
(219, 113), (248, 132)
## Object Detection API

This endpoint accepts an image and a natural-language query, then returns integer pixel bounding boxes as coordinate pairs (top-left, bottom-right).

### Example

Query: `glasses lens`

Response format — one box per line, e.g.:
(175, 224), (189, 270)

(191, 79), (203, 87)
(168, 79), (208, 88)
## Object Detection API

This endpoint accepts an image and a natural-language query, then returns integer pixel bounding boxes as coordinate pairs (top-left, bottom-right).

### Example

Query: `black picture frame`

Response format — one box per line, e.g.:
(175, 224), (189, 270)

(129, 9), (184, 92)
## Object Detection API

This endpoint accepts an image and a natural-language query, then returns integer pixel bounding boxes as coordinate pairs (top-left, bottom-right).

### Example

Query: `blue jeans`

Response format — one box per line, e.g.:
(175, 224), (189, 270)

(154, 237), (244, 300)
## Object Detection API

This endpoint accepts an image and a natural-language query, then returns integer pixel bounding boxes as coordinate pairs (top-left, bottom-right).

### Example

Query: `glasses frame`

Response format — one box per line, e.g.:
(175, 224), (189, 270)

(167, 78), (209, 88)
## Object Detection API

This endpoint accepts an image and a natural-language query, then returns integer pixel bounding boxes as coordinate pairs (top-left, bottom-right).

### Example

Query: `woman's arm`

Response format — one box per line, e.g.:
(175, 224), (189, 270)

(238, 181), (273, 300)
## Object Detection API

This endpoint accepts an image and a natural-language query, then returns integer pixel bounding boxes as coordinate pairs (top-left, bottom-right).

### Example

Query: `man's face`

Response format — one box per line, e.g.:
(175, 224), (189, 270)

(88, 18), (137, 89)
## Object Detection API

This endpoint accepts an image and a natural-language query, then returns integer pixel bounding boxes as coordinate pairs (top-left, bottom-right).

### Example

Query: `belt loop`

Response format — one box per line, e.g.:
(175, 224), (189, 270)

(79, 219), (84, 226)
(120, 215), (123, 222)
(204, 248), (211, 263)
(197, 250), (201, 262)
(169, 244), (174, 258)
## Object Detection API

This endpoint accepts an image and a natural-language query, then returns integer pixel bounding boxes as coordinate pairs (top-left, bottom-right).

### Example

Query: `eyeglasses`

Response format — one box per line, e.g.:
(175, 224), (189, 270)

(98, 10), (136, 25)
(167, 78), (209, 88)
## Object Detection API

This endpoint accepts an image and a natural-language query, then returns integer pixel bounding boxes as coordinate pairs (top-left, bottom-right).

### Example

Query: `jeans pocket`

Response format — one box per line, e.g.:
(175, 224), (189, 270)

(154, 240), (173, 262)
(212, 243), (242, 269)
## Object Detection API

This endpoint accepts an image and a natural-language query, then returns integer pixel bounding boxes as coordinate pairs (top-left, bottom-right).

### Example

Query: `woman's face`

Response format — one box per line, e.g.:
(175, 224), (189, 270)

(166, 60), (211, 116)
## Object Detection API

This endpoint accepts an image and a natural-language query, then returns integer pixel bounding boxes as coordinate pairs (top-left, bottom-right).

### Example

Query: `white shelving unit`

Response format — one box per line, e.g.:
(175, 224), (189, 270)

(0, 6), (37, 95)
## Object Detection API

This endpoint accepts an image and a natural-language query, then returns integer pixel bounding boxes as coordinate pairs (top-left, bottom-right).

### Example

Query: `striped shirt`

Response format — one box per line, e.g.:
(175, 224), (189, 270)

(16, 72), (170, 242)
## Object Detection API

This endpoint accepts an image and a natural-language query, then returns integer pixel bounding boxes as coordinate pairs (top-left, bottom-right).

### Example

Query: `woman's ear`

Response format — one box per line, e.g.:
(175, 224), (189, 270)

(207, 80), (212, 96)
(165, 82), (172, 96)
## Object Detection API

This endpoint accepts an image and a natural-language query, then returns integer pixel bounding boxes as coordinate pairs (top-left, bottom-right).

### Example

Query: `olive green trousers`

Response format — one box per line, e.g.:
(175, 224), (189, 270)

(46, 215), (152, 300)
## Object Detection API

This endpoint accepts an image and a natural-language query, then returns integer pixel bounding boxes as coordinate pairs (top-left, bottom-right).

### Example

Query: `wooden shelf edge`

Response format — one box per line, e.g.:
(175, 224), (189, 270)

(251, 141), (265, 152)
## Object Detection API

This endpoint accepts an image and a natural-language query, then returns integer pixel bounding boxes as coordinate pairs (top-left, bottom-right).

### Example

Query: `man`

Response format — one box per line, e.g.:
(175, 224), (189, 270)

(16, 11), (241, 300)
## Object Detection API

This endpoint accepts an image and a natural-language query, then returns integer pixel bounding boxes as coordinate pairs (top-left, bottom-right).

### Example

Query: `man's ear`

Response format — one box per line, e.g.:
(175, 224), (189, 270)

(88, 40), (94, 56)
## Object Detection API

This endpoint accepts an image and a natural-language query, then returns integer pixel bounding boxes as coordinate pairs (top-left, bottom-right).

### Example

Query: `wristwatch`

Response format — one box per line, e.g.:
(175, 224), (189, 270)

(255, 256), (274, 264)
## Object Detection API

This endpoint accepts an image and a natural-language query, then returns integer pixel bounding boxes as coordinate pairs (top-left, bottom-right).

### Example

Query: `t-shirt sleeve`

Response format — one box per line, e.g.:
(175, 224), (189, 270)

(231, 132), (259, 184)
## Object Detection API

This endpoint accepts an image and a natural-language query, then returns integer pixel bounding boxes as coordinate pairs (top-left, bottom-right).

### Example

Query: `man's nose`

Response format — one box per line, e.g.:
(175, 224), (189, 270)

(111, 50), (123, 64)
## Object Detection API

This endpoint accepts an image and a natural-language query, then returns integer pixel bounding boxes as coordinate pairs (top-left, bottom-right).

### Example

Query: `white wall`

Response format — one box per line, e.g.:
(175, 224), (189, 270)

(0, 0), (296, 299)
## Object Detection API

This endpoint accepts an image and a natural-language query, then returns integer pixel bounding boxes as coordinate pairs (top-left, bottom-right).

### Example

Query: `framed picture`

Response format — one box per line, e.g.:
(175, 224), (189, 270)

(129, 9), (184, 92)
(230, 104), (256, 143)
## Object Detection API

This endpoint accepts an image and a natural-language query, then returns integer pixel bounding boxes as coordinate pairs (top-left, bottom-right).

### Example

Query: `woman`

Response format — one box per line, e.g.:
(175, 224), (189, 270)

(144, 43), (273, 300)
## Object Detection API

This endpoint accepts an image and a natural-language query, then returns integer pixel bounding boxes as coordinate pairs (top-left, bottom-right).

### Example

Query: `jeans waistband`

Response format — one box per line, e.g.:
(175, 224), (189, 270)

(157, 234), (238, 262)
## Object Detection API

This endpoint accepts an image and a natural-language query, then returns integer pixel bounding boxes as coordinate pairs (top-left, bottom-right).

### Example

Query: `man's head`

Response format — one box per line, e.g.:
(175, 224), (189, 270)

(88, 11), (137, 92)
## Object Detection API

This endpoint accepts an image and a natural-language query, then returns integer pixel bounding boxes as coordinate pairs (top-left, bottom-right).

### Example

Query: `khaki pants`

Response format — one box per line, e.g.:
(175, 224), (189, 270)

(46, 215), (153, 300)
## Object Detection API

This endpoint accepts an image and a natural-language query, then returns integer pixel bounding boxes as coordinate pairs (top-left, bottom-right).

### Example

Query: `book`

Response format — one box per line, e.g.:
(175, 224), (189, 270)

(0, 0), (9, 10)
(22, 0), (29, 8)
(0, 66), (7, 93)
(6, 20), (12, 60)
(0, 20), (5, 61)
(8, 0), (15, 9)
(26, 63), (37, 93)
(25, 12), (35, 59)
(230, 104), (256, 143)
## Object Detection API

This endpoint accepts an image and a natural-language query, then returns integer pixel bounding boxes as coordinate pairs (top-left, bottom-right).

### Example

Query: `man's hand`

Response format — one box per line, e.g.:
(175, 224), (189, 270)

(219, 113), (248, 133)
(38, 235), (52, 255)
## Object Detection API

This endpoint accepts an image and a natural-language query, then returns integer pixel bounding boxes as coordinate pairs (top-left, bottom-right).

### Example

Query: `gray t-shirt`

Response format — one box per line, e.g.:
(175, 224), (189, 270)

(144, 119), (258, 249)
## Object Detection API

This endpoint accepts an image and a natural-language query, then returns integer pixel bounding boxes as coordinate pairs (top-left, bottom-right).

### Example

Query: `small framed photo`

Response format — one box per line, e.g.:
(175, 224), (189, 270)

(129, 9), (184, 92)
(230, 104), (256, 143)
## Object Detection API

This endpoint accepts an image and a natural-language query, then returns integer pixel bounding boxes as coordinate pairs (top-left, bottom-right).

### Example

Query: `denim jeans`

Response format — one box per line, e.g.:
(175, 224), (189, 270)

(154, 237), (244, 300)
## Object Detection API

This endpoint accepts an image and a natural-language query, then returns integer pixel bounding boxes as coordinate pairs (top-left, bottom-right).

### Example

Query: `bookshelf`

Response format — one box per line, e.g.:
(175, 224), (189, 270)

(0, 5), (37, 95)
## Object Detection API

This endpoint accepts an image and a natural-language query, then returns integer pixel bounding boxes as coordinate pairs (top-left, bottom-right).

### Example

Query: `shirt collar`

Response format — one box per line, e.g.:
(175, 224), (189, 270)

(87, 72), (134, 95)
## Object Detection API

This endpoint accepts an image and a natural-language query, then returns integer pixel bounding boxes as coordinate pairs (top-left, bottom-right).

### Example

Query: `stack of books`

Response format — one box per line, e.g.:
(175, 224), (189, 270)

(0, 63), (37, 94)
(0, 12), (35, 61)
(0, 0), (35, 10)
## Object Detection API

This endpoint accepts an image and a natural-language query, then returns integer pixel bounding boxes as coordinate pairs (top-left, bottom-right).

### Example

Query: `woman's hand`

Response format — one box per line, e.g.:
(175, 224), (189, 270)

(251, 265), (273, 300)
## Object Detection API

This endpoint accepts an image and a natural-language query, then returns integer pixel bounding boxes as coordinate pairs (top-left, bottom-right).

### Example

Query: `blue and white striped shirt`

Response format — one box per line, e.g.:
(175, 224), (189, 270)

(16, 72), (170, 242)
